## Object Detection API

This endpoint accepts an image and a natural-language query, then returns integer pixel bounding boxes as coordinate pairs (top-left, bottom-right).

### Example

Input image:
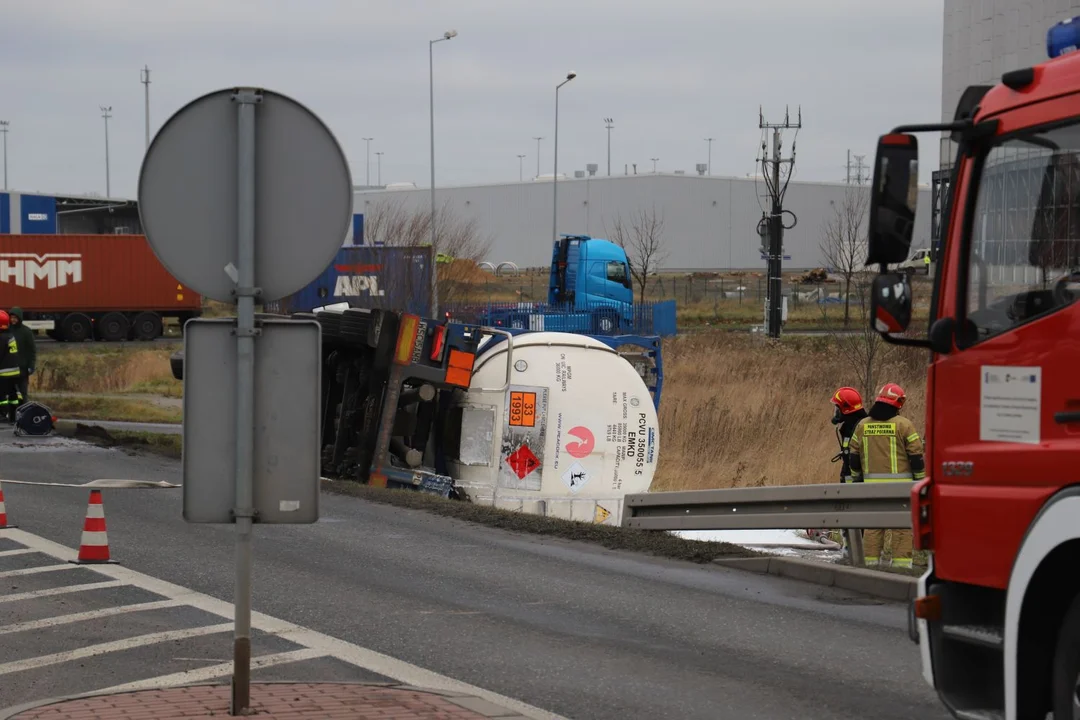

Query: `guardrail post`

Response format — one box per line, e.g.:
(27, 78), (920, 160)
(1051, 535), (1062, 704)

(847, 529), (865, 568)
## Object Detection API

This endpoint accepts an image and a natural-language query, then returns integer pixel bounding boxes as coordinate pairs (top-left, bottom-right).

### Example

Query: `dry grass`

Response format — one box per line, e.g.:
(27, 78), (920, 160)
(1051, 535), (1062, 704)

(33, 345), (180, 395)
(39, 395), (182, 424)
(651, 331), (927, 491)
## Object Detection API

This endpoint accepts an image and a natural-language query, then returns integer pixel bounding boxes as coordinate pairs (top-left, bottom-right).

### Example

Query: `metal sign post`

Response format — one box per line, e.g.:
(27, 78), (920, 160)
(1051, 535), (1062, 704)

(138, 86), (351, 716)
(231, 88), (259, 714)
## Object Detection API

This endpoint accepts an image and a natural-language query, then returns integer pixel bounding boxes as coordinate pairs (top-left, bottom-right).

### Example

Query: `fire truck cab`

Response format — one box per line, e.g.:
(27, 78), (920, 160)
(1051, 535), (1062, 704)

(863, 16), (1080, 720)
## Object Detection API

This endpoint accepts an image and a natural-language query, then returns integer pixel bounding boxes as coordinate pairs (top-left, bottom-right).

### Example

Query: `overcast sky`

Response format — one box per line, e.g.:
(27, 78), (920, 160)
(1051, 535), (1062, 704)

(2, 1), (943, 199)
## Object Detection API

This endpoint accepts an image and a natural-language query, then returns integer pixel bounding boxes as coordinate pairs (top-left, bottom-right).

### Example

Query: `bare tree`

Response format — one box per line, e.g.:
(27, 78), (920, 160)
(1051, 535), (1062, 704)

(362, 197), (493, 306)
(607, 206), (669, 298)
(826, 271), (897, 401)
(819, 187), (870, 327)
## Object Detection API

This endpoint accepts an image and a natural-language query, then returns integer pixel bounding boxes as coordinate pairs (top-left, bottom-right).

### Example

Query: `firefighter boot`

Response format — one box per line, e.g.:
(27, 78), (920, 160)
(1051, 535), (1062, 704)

(890, 530), (914, 569)
(863, 529), (885, 567)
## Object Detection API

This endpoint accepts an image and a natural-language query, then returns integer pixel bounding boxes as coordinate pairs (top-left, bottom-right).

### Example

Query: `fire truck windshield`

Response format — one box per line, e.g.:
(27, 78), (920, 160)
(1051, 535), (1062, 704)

(964, 120), (1080, 340)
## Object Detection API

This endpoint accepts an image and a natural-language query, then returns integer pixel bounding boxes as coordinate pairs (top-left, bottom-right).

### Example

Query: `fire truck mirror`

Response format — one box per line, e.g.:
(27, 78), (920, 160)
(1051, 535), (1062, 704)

(867, 133), (919, 266)
(870, 272), (913, 335)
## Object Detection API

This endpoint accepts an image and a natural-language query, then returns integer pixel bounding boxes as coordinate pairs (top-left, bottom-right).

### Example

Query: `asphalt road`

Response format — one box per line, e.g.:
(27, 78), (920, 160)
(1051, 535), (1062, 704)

(0, 430), (950, 720)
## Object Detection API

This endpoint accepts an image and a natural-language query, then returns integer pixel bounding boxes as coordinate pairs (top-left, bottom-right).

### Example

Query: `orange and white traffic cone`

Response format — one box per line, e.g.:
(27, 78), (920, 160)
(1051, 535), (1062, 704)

(71, 490), (117, 564)
(0, 480), (14, 529)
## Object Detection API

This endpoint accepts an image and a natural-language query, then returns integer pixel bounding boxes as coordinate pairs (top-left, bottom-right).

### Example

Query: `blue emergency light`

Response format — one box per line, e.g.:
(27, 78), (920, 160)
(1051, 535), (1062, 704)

(1048, 16), (1080, 58)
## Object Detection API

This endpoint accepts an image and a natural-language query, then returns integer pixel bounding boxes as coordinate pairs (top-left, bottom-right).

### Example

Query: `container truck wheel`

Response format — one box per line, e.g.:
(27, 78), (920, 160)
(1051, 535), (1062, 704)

(60, 313), (92, 343)
(97, 312), (130, 342)
(132, 312), (162, 341)
(1052, 593), (1080, 719)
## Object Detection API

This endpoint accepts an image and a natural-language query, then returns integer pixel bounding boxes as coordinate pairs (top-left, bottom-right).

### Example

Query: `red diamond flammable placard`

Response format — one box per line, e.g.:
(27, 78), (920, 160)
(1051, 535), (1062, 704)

(506, 445), (541, 480)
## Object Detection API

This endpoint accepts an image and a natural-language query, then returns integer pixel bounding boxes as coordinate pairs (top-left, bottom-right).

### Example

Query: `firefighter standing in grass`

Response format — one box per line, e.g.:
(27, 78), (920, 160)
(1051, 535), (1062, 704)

(0, 311), (23, 422)
(848, 383), (925, 568)
(829, 387), (868, 558)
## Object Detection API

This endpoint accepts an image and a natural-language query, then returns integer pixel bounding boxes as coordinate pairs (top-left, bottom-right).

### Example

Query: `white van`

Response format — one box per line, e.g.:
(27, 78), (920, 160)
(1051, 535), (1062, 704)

(896, 247), (931, 275)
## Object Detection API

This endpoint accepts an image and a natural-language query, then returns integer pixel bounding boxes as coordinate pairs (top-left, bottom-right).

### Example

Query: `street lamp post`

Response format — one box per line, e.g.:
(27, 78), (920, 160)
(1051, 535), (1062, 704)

(517, 154), (526, 181)
(430, 29), (457, 317)
(533, 136), (543, 179)
(704, 137), (714, 176)
(0, 121), (8, 191)
(375, 151), (383, 186)
(604, 118), (614, 176)
(651, 157), (659, 173)
(362, 137), (373, 186)
(101, 106), (112, 197)
(552, 72), (577, 245)
(141, 66), (151, 151)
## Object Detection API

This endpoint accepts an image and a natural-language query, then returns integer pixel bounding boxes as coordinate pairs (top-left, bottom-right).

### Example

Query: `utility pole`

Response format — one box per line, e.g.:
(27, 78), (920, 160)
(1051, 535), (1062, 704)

(517, 154), (526, 181)
(651, 157), (659, 173)
(0, 121), (8, 190)
(141, 65), (151, 150)
(604, 118), (614, 176)
(362, 137), (373, 186)
(533, 136), (543, 179)
(101, 106), (113, 197)
(853, 154), (868, 185)
(846, 150), (868, 185)
(758, 105), (801, 339)
(704, 137), (714, 175)
(375, 151), (383, 185)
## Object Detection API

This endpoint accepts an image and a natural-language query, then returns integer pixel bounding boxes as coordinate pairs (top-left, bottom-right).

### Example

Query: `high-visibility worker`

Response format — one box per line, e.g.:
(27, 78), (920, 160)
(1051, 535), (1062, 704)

(848, 383), (925, 568)
(0, 310), (23, 422)
(830, 386), (868, 483)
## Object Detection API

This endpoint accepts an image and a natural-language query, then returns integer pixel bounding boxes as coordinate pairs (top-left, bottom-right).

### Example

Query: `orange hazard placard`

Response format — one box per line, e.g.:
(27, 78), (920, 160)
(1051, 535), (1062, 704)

(509, 391), (537, 427)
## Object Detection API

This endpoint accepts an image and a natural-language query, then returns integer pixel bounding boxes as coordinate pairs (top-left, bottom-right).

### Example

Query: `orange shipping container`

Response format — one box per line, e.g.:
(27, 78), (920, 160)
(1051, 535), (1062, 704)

(0, 234), (201, 341)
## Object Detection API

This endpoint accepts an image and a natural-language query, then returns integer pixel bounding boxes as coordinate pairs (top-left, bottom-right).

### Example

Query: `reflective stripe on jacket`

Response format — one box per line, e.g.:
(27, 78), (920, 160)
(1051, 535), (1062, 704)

(0, 333), (19, 377)
(848, 415), (926, 482)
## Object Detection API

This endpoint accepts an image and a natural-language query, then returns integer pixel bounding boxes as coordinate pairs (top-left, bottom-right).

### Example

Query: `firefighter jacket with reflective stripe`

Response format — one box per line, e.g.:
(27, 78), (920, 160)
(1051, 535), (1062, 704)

(848, 414), (926, 482)
(0, 331), (19, 378)
(834, 411), (867, 482)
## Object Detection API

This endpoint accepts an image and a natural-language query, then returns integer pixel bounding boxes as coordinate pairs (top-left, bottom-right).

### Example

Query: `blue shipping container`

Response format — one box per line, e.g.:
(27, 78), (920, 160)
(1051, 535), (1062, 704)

(264, 245), (432, 316)
(20, 194), (58, 234)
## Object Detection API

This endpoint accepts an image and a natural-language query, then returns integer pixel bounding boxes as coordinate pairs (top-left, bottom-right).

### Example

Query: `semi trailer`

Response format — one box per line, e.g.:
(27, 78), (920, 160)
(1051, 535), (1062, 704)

(0, 233), (201, 341)
(172, 308), (660, 523)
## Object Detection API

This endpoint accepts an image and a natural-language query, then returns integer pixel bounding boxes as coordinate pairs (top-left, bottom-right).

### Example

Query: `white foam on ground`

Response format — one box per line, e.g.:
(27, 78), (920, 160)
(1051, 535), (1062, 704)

(673, 529), (821, 547)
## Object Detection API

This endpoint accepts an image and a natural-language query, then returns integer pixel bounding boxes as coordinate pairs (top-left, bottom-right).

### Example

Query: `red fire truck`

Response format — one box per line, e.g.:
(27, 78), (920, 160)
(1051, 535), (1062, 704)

(864, 17), (1080, 720)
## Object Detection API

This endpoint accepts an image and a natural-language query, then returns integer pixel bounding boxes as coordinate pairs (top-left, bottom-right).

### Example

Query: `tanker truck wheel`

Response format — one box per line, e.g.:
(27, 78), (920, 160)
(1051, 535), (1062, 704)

(1052, 593), (1080, 719)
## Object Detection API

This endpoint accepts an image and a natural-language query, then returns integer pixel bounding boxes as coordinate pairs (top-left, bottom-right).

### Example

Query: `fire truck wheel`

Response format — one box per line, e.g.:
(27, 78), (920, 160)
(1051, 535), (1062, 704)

(1052, 592), (1080, 720)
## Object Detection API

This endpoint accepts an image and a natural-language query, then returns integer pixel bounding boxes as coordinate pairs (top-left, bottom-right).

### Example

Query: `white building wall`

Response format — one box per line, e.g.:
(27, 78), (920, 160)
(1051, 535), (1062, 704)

(941, 0), (1080, 167)
(354, 175), (932, 271)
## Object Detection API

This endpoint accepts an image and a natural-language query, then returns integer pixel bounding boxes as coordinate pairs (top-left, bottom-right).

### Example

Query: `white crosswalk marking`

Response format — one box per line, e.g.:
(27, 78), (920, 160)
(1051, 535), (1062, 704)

(95, 649), (328, 693)
(0, 599), (184, 635)
(0, 623), (234, 676)
(0, 529), (565, 720)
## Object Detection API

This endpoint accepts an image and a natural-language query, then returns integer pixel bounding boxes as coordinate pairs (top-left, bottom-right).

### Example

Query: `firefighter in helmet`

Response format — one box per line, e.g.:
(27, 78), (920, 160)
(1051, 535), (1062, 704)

(830, 387), (868, 483)
(848, 383), (925, 568)
(0, 310), (23, 422)
(829, 387), (868, 558)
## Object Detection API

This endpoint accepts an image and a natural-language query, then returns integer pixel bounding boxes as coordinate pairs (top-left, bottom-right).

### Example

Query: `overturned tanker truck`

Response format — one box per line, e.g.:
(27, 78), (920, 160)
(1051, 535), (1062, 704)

(174, 307), (660, 525)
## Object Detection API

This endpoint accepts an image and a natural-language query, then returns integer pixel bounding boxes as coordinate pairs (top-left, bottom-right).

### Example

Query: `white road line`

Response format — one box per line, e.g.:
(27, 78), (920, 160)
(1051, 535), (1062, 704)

(0, 548), (35, 558)
(95, 649), (327, 693)
(0, 600), (184, 636)
(0, 623), (233, 676)
(0, 563), (77, 579)
(4, 528), (566, 720)
(0, 581), (126, 604)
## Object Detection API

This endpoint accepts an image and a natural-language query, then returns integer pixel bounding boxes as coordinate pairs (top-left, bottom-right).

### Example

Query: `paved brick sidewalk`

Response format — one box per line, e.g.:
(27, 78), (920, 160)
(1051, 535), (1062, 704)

(2, 683), (531, 719)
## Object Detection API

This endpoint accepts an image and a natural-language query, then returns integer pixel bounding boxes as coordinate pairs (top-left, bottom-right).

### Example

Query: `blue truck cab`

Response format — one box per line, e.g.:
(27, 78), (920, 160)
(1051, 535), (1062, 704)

(548, 235), (633, 332)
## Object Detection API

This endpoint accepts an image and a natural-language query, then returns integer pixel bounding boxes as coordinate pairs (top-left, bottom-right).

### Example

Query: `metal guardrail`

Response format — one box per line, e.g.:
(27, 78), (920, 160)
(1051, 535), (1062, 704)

(621, 483), (913, 532)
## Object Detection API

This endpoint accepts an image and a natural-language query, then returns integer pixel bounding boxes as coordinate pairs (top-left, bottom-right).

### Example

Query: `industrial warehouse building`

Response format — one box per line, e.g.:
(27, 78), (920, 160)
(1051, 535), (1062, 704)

(353, 175), (933, 272)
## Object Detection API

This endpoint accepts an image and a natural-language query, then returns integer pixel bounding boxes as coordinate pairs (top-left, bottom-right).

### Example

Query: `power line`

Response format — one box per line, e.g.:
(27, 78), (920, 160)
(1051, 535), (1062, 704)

(757, 104), (801, 339)
(845, 150), (868, 185)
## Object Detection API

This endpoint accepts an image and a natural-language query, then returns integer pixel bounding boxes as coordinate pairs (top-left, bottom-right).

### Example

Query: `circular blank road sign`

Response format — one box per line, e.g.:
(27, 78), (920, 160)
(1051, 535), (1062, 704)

(138, 87), (353, 303)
